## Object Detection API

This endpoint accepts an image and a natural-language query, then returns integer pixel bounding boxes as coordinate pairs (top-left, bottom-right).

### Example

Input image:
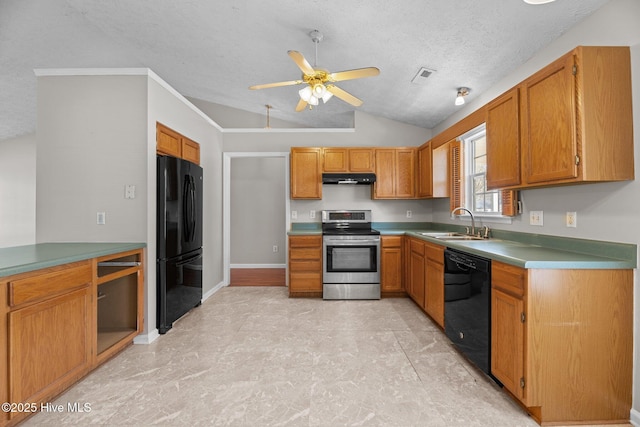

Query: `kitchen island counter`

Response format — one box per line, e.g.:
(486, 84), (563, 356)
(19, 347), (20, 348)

(0, 242), (146, 277)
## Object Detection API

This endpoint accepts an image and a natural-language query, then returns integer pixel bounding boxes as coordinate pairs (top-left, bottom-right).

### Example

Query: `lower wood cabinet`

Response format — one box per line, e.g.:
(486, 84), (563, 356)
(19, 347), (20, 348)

(491, 261), (633, 425)
(288, 235), (322, 297)
(424, 242), (444, 328)
(381, 236), (403, 294)
(407, 238), (426, 309)
(0, 248), (144, 426)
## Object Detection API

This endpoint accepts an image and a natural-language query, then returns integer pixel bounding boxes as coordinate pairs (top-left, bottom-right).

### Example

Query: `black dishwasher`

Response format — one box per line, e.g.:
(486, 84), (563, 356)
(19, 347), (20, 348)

(444, 248), (496, 381)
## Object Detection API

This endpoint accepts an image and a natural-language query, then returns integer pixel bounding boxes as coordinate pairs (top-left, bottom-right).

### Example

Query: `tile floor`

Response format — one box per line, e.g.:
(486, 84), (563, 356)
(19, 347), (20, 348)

(23, 287), (627, 426)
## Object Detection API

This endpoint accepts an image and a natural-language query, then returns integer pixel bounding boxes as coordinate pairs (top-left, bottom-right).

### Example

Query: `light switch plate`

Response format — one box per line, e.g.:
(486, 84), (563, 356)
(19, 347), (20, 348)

(566, 211), (577, 227)
(529, 210), (543, 226)
(97, 212), (106, 225)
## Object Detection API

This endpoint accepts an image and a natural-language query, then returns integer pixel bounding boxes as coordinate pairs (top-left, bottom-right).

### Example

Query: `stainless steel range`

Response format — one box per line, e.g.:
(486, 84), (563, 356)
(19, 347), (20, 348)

(322, 210), (381, 300)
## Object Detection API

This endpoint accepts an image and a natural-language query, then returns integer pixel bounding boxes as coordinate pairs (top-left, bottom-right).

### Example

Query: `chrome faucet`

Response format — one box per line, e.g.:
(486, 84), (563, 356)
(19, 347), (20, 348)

(451, 206), (476, 236)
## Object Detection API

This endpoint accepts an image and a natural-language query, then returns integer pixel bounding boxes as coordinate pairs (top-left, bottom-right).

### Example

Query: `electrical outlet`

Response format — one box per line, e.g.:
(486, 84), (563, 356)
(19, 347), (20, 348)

(566, 211), (577, 228)
(291, 210), (297, 220)
(310, 210), (316, 219)
(406, 210), (412, 218)
(273, 245), (278, 253)
(529, 210), (543, 226)
(97, 212), (106, 225)
(125, 184), (136, 199)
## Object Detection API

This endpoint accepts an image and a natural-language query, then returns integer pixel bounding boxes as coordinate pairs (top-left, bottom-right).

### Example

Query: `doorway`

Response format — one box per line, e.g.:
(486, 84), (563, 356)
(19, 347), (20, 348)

(223, 152), (290, 286)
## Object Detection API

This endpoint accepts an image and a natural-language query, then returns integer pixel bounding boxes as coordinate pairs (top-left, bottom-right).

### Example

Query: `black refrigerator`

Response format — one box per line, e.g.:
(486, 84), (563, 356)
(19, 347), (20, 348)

(157, 154), (203, 334)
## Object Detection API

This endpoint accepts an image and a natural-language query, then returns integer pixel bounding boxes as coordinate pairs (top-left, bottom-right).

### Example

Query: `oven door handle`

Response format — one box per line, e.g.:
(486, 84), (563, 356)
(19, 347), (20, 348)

(323, 239), (380, 245)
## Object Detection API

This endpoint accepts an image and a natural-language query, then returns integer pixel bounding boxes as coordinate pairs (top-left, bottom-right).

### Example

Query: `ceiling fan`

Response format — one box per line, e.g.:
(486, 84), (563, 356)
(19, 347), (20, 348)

(249, 30), (380, 111)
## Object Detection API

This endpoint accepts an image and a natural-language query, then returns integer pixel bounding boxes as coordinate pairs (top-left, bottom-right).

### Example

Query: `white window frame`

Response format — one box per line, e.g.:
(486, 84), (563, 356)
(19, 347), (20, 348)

(460, 124), (508, 220)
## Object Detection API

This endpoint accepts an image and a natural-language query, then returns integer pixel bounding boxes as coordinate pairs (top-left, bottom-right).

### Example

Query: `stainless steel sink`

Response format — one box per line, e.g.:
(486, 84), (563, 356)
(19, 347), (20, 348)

(418, 231), (486, 241)
(434, 235), (485, 241)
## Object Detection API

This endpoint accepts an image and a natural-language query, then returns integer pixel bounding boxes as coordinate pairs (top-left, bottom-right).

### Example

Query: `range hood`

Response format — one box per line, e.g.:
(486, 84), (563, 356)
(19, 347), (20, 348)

(322, 173), (376, 185)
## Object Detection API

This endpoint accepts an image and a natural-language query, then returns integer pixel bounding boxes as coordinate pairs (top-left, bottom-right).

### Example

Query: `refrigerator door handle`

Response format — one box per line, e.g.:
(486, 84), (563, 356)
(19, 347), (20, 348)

(176, 252), (202, 266)
(183, 177), (192, 241)
(189, 175), (196, 241)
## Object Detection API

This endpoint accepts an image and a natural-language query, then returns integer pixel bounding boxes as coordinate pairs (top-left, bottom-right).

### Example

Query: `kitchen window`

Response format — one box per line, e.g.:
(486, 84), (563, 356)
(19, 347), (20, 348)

(461, 125), (502, 216)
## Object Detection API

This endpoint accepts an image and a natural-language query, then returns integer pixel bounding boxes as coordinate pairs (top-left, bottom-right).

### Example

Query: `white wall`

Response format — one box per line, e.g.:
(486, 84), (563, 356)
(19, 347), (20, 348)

(230, 156), (286, 265)
(36, 74), (148, 243)
(34, 70), (225, 341)
(431, 0), (640, 420)
(0, 133), (36, 248)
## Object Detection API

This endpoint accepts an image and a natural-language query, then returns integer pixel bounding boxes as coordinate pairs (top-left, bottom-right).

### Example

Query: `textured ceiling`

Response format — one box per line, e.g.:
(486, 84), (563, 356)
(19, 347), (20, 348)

(0, 0), (610, 140)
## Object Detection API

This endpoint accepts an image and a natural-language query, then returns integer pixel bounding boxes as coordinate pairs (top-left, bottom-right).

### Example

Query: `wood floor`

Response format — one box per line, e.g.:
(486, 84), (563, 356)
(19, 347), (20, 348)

(229, 268), (285, 286)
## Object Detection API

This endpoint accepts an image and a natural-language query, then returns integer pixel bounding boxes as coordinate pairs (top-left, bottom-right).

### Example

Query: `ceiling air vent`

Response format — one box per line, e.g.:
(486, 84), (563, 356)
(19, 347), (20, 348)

(411, 67), (436, 85)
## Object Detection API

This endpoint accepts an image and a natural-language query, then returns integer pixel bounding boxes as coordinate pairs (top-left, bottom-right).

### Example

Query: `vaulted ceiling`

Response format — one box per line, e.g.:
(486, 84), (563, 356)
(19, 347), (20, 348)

(0, 0), (610, 140)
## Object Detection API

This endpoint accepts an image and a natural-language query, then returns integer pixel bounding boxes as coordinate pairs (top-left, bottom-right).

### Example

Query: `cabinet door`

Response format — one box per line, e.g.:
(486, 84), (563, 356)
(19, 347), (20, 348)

(381, 236), (403, 292)
(417, 142), (433, 198)
(432, 142), (450, 198)
(323, 148), (348, 172)
(523, 52), (578, 184)
(348, 148), (375, 172)
(181, 137), (200, 165)
(395, 148), (416, 198)
(408, 240), (425, 309)
(373, 149), (396, 198)
(424, 244), (444, 328)
(491, 288), (525, 402)
(291, 148), (322, 199)
(156, 123), (182, 157)
(486, 88), (521, 189)
(8, 287), (91, 409)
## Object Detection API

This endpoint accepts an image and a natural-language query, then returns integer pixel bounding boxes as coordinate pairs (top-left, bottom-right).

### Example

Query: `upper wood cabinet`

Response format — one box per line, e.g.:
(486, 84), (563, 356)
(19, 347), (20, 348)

(416, 142), (432, 198)
(486, 46), (634, 190)
(373, 148), (416, 199)
(322, 147), (374, 172)
(156, 122), (201, 165)
(486, 88), (521, 189)
(432, 142), (450, 198)
(290, 147), (322, 199)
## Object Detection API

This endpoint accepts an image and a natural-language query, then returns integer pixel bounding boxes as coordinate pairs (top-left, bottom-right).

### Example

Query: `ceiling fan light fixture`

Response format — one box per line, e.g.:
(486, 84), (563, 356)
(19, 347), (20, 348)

(308, 95), (319, 106)
(322, 91), (333, 103)
(312, 83), (326, 97)
(455, 87), (470, 106)
(299, 86), (313, 102)
(523, 0), (556, 4)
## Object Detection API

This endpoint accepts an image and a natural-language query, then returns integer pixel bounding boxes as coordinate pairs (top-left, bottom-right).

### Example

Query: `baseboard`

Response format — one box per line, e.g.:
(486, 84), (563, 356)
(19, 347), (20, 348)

(202, 280), (225, 302)
(134, 328), (160, 345)
(230, 263), (286, 269)
(630, 408), (640, 427)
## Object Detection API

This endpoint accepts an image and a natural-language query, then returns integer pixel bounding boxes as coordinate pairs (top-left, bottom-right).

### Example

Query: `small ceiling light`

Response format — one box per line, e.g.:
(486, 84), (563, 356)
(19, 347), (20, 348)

(455, 87), (470, 106)
(523, 0), (556, 4)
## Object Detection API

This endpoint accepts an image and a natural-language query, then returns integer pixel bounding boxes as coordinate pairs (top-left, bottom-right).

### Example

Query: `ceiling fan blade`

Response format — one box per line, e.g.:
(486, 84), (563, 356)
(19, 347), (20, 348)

(288, 50), (315, 76)
(326, 84), (363, 107)
(328, 67), (380, 82)
(295, 98), (308, 112)
(249, 79), (304, 90)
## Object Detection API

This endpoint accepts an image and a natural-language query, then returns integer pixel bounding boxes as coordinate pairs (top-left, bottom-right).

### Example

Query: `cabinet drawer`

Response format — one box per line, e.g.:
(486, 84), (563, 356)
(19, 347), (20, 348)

(492, 262), (525, 297)
(8, 262), (92, 307)
(289, 248), (321, 260)
(425, 243), (444, 263)
(409, 239), (425, 256)
(289, 272), (322, 289)
(381, 236), (402, 248)
(289, 236), (322, 248)
(289, 260), (321, 272)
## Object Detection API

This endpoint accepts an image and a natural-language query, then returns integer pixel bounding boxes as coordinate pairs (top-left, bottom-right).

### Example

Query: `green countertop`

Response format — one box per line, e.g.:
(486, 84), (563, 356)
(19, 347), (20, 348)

(289, 222), (636, 269)
(0, 242), (146, 277)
